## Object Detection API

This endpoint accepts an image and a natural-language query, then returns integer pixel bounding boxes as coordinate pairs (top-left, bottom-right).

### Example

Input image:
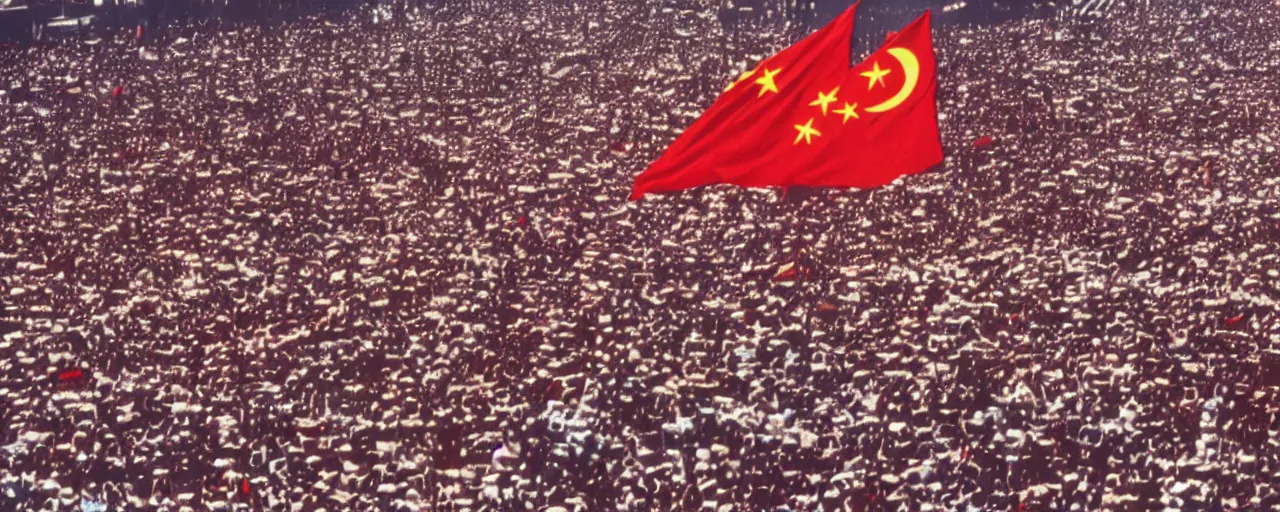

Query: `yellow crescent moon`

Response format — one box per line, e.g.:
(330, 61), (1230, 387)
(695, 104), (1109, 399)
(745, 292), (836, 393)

(865, 47), (920, 113)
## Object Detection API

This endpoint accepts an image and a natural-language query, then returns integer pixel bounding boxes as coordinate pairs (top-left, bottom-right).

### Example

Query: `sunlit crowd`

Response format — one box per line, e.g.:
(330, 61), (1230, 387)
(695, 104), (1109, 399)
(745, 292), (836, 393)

(2, 0), (1279, 510)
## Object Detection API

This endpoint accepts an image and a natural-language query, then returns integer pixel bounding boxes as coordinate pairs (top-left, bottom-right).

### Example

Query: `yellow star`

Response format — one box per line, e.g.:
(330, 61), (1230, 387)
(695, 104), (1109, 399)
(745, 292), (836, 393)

(808, 86), (840, 116)
(725, 68), (755, 92)
(861, 61), (892, 90)
(793, 118), (822, 145)
(834, 102), (860, 124)
(755, 67), (782, 97)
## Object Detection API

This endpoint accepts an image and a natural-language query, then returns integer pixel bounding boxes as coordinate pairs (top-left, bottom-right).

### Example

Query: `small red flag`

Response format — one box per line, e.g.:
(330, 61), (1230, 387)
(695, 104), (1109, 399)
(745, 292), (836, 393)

(543, 379), (564, 401)
(1224, 313), (1245, 326)
(240, 478), (250, 495)
(608, 141), (631, 156)
(973, 135), (994, 148)
(630, 4), (942, 199)
(58, 369), (84, 382)
(112, 86), (123, 98)
(772, 262), (809, 282)
(136, 25), (143, 41)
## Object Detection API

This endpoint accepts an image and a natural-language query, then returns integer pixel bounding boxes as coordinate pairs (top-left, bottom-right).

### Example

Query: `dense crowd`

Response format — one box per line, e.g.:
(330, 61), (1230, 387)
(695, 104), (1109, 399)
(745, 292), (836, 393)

(2, 0), (1280, 510)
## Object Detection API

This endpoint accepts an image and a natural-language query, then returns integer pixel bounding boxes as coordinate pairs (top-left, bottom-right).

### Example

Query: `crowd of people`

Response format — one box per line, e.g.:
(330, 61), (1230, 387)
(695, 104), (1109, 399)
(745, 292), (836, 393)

(2, 0), (1279, 510)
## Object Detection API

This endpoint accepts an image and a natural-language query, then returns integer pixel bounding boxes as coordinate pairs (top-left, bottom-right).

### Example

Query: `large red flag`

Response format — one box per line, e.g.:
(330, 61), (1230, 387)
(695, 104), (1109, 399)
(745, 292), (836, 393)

(630, 4), (943, 200)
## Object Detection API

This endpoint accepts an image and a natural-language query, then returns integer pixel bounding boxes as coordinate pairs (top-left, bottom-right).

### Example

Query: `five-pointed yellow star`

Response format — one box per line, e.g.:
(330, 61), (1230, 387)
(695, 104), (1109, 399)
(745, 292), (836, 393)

(861, 61), (892, 90)
(808, 86), (841, 115)
(793, 118), (822, 145)
(725, 68), (756, 92)
(834, 102), (860, 124)
(755, 67), (782, 97)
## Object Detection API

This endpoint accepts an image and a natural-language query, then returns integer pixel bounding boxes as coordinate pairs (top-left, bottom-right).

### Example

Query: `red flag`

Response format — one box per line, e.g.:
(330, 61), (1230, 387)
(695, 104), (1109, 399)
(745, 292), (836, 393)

(630, 4), (942, 200)
(57, 368), (84, 382)
(973, 135), (994, 148)
(1223, 313), (1244, 327)
(608, 141), (631, 156)
(112, 86), (123, 98)
(772, 262), (808, 282)
(543, 379), (564, 401)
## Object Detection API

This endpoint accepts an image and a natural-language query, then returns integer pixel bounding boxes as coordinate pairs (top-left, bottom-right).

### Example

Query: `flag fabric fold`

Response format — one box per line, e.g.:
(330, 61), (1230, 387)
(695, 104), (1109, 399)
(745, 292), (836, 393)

(631, 4), (943, 199)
